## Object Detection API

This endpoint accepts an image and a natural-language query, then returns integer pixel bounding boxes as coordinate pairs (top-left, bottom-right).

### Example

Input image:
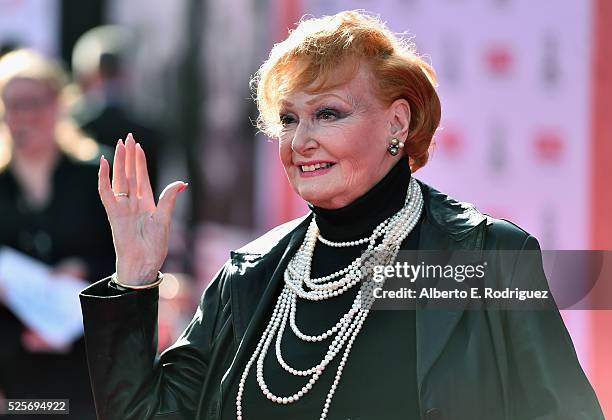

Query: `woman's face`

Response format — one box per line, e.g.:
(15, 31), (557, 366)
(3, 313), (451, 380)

(2, 78), (59, 157)
(278, 65), (404, 209)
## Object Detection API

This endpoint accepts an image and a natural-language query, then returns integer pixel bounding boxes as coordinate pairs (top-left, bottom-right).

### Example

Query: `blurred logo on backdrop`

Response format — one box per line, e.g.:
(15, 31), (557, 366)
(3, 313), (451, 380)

(541, 33), (561, 88)
(440, 36), (462, 85)
(437, 125), (465, 158)
(533, 129), (564, 164)
(489, 121), (508, 175)
(484, 43), (514, 76)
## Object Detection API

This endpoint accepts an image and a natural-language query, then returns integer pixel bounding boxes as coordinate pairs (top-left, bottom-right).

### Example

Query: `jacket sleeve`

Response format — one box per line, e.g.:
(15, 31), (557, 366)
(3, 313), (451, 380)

(79, 261), (232, 420)
(505, 235), (604, 419)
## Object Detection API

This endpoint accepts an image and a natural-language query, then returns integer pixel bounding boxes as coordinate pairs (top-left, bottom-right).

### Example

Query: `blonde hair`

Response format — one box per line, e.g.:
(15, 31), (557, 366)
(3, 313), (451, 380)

(0, 49), (67, 97)
(251, 10), (441, 171)
(0, 49), (100, 171)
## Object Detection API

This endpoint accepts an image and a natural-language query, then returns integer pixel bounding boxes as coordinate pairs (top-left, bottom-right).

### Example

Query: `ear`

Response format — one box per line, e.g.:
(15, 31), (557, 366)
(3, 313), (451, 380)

(387, 98), (411, 140)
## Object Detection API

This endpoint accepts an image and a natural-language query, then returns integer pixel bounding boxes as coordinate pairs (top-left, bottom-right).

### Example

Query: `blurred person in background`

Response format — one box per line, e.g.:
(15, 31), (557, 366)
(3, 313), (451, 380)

(79, 11), (603, 420)
(70, 25), (160, 195)
(0, 49), (114, 419)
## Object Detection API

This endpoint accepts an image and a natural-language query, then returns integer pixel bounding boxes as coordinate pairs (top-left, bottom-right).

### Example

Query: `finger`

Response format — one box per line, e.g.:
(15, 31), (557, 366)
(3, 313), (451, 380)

(136, 143), (155, 211)
(156, 181), (188, 223)
(125, 133), (138, 202)
(112, 139), (128, 194)
(98, 155), (116, 210)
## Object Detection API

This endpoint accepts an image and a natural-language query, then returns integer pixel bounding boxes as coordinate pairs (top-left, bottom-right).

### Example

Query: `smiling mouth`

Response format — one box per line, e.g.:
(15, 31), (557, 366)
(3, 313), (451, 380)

(300, 162), (335, 172)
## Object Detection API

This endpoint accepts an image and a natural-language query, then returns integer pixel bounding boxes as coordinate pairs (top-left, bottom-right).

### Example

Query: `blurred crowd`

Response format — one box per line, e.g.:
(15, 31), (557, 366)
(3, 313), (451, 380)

(0, 28), (193, 419)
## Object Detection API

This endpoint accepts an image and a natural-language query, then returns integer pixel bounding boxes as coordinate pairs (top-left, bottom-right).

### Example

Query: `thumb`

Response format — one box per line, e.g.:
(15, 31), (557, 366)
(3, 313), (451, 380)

(157, 181), (188, 222)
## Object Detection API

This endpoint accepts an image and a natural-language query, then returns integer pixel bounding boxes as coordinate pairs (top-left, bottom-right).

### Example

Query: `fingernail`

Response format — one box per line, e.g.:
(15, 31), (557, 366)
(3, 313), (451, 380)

(178, 182), (189, 193)
(100, 154), (105, 162)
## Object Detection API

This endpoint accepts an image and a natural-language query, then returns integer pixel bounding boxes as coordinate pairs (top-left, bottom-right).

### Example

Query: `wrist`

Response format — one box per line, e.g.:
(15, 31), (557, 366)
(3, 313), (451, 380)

(111, 271), (164, 290)
(116, 264), (160, 287)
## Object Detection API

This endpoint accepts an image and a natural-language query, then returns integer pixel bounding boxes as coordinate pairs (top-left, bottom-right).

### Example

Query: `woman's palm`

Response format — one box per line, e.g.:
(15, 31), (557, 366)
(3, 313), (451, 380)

(97, 133), (187, 285)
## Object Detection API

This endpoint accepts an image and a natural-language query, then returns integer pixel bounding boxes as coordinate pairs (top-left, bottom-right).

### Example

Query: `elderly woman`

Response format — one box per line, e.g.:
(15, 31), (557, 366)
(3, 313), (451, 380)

(80, 11), (603, 420)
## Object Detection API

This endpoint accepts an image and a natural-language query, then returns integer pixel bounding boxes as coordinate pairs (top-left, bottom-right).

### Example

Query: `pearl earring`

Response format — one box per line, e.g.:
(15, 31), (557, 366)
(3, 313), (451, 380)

(388, 137), (404, 156)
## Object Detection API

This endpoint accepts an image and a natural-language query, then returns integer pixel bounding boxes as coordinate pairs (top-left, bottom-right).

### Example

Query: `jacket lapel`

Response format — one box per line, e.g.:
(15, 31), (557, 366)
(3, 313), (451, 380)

(230, 214), (312, 342)
(414, 181), (488, 388)
(219, 214), (312, 402)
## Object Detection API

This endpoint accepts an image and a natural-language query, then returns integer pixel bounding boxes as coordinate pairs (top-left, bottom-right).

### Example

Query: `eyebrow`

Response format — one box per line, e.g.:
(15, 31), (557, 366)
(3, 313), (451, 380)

(306, 93), (351, 106)
(279, 93), (354, 109)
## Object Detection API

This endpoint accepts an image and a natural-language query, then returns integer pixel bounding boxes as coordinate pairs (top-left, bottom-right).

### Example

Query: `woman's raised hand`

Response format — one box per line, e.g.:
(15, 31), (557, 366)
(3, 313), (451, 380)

(98, 133), (188, 286)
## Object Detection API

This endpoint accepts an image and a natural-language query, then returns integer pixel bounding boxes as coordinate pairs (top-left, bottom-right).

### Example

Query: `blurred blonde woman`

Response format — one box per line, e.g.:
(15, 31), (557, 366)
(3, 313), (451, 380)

(0, 49), (115, 419)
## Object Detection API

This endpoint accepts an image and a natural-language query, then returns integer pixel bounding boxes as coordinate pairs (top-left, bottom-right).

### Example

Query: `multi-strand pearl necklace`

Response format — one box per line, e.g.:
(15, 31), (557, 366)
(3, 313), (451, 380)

(235, 177), (424, 420)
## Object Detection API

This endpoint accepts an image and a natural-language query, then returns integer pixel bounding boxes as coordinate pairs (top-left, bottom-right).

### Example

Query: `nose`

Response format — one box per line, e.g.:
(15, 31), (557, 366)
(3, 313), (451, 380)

(291, 120), (318, 155)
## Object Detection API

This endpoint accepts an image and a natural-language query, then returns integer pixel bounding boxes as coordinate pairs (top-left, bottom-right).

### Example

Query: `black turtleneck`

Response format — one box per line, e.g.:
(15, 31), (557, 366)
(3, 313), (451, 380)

(223, 159), (422, 420)
(309, 157), (413, 242)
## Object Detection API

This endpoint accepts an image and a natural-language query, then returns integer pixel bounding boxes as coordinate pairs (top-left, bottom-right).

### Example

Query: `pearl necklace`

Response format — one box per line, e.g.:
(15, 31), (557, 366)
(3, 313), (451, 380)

(235, 177), (424, 420)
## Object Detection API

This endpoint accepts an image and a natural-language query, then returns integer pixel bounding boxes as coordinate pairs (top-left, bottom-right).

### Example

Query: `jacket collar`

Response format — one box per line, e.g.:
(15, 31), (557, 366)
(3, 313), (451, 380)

(227, 179), (488, 389)
(228, 214), (311, 345)
(416, 179), (488, 242)
(230, 179), (488, 261)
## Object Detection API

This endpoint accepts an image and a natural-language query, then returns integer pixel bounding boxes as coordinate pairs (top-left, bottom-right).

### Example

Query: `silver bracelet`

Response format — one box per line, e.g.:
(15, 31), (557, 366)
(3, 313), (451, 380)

(111, 271), (164, 290)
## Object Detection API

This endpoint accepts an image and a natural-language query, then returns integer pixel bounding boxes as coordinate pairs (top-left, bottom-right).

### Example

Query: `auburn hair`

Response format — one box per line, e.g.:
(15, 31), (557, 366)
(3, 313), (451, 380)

(251, 10), (441, 171)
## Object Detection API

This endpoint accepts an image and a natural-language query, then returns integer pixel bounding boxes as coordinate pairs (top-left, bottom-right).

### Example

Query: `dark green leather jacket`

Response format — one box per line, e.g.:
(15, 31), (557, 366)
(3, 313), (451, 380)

(79, 180), (604, 420)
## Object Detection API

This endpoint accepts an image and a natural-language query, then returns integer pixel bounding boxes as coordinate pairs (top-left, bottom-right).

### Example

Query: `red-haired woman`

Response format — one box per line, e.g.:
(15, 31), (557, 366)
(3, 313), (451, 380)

(81, 11), (603, 420)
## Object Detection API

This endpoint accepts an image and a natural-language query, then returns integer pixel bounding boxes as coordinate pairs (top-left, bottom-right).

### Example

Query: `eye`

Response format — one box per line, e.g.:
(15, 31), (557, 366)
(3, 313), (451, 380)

(279, 113), (296, 126)
(315, 107), (340, 121)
